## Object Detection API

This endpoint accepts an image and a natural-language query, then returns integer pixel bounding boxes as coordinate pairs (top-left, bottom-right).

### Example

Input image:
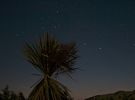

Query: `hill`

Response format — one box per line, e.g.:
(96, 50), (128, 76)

(85, 90), (135, 100)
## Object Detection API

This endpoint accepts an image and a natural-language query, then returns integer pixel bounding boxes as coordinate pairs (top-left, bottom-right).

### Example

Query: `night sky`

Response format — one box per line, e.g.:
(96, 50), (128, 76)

(1, 0), (135, 100)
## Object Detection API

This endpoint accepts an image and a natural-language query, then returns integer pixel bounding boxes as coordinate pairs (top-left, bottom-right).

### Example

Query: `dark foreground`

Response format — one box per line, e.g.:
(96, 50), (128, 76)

(85, 90), (135, 100)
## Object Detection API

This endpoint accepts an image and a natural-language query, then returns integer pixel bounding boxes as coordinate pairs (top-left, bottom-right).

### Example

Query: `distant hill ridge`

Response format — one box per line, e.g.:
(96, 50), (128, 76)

(85, 90), (135, 100)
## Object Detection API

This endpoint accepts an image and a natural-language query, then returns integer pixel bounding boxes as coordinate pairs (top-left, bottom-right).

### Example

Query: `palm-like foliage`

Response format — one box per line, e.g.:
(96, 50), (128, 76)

(23, 33), (78, 100)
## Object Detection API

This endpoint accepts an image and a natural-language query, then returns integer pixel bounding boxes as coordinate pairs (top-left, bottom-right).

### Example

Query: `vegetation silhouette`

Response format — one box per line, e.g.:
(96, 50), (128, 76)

(85, 90), (135, 100)
(0, 85), (25, 100)
(23, 33), (78, 100)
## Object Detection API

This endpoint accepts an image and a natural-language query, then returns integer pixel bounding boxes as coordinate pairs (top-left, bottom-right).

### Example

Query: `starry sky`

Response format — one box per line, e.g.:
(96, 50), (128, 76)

(1, 0), (135, 100)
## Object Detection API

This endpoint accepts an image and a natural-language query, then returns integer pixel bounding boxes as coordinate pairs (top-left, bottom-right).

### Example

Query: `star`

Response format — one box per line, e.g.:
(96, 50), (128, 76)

(41, 26), (45, 30)
(56, 10), (59, 14)
(132, 44), (135, 47)
(96, 47), (104, 56)
(21, 32), (25, 34)
(56, 9), (64, 17)
(98, 47), (102, 50)
(120, 24), (126, 27)
(54, 25), (57, 29)
(15, 33), (20, 37)
(40, 17), (44, 20)
(83, 42), (87, 46)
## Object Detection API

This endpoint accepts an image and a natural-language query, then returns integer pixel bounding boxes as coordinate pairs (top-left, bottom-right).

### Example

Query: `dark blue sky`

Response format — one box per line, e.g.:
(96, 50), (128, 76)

(1, 0), (135, 99)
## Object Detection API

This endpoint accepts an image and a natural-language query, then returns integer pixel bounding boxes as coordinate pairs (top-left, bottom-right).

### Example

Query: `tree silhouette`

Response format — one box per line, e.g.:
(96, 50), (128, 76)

(23, 33), (78, 100)
(10, 91), (18, 100)
(18, 92), (25, 100)
(0, 93), (2, 100)
(2, 85), (10, 100)
(0, 86), (26, 100)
